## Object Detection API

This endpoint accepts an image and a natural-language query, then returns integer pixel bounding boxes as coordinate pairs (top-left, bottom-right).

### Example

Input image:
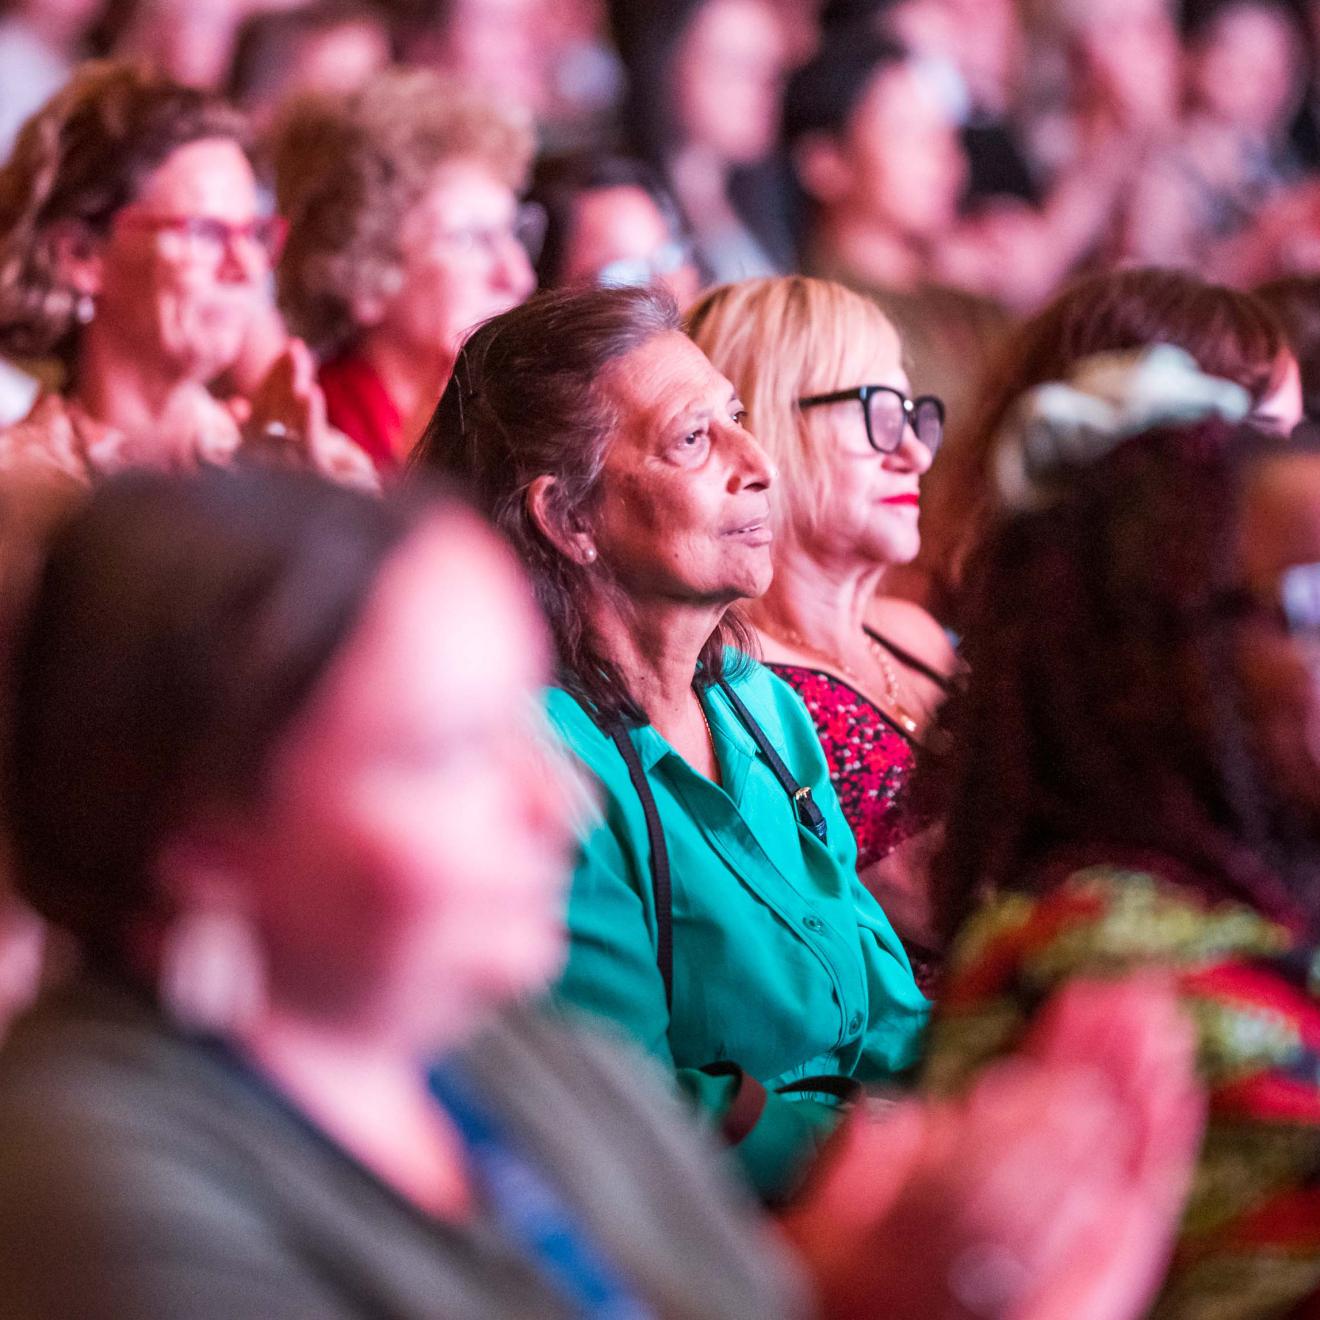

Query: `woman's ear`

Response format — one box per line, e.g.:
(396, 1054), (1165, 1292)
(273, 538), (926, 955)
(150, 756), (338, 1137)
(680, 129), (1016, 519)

(526, 474), (598, 566)
(47, 220), (104, 299)
(793, 133), (853, 206)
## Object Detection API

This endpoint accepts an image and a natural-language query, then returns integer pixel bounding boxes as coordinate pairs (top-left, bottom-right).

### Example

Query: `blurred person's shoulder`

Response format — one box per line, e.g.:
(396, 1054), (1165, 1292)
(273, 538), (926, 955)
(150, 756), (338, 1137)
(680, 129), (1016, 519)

(0, 393), (151, 488)
(464, 1002), (809, 1320)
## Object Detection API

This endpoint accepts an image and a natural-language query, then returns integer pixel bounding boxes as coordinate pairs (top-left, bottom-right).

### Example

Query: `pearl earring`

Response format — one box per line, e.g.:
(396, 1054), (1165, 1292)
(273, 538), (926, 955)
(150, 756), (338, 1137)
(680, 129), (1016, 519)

(74, 294), (95, 325)
(582, 546), (597, 563)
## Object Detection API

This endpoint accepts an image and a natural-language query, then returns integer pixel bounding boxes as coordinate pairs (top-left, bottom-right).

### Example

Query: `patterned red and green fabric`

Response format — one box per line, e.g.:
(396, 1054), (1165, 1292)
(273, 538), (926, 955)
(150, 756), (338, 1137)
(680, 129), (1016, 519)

(924, 864), (1320, 1319)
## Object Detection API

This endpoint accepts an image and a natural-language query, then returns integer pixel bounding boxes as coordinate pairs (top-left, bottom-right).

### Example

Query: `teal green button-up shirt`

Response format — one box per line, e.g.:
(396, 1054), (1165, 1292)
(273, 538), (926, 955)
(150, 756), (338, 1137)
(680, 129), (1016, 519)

(546, 657), (929, 1201)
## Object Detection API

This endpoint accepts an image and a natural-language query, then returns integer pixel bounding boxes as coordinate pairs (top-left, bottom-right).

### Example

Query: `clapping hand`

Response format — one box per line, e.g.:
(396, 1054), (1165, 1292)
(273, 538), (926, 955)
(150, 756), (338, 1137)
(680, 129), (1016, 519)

(780, 976), (1203, 1320)
(238, 339), (378, 490)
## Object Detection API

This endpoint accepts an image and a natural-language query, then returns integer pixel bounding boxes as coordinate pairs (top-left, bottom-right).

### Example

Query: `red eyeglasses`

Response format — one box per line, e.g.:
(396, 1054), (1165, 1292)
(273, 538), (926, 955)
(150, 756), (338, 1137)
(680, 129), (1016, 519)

(115, 212), (288, 265)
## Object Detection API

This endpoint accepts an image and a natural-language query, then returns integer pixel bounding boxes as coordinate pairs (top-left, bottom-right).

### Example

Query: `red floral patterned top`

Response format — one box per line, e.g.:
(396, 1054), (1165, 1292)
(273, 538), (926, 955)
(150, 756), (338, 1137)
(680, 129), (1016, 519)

(925, 861), (1320, 1318)
(769, 647), (942, 994)
(765, 664), (922, 872)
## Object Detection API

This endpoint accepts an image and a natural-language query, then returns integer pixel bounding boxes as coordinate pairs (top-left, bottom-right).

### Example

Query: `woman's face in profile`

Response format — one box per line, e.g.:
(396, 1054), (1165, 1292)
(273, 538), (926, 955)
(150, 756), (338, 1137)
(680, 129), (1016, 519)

(228, 513), (577, 1050)
(587, 331), (778, 609)
(795, 319), (934, 568)
(1233, 451), (1320, 825)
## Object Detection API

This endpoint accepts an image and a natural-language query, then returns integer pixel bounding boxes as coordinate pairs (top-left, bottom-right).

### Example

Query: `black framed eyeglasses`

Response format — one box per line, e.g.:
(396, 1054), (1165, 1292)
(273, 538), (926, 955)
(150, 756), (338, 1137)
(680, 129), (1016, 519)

(798, 385), (945, 454)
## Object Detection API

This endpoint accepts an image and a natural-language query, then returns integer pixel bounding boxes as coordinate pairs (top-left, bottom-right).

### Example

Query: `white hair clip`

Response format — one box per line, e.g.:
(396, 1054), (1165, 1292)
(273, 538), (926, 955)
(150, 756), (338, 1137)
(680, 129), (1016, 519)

(994, 344), (1252, 512)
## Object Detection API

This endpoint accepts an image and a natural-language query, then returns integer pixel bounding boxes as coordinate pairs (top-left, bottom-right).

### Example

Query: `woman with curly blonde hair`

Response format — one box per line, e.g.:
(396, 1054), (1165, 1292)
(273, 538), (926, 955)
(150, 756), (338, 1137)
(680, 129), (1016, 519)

(0, 61), (368, 487)
(274, 68), (540, 476)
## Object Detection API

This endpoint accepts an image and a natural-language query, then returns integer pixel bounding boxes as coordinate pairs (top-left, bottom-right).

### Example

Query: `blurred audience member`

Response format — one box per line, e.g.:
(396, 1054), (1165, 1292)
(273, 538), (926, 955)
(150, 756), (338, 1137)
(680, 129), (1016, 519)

(275, 68), (537, 476)
(1024, 0), (1181, 186)
(529, 153), (701, 308)
(0, 62), (367, 485)
(108, 0), (294, 91)
(690, 276), (953, 985)
(612, 0), (796, 281)
(888, 0), (1037, 207)
(0, 465), (804, 1318)
(419, 284), (930, 1202)
(908, 267), (1301, 627)
(215, 5), (393, 413)
(0, 0), (103, 158)
(1256, 273), (1320, 422)
(1122, 0), (1307, 269)
(920, 350), (1320, 1317)
(783, 30), (1007, 423)
(0, 463), (1206, 1320)
(1002, 0), (1183, 289)
(399, 0), (549, 116)
(883, 0), (1151, 308)
(226, 1), (391, 139)
(529, 0), (626, 152)
(786, 30), (966, 294)
(398, 0), (624, 150)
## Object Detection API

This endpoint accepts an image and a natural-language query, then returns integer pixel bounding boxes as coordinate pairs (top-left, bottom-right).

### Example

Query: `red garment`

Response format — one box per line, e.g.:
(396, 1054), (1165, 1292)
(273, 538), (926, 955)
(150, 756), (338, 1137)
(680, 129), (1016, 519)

(767, 664), (921, 871)
(318, 353), (403, 478)
(770, 663), (939, 994)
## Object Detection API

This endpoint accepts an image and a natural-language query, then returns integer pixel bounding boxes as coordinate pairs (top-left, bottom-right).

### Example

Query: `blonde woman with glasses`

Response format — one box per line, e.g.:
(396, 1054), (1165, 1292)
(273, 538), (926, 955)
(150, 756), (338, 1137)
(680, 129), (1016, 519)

(689, 276), (955, 985)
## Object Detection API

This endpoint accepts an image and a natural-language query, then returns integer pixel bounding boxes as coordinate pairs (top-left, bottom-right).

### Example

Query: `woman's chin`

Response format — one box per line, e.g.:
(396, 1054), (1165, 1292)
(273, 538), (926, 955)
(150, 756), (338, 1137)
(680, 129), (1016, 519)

(165, 339), (242, 385)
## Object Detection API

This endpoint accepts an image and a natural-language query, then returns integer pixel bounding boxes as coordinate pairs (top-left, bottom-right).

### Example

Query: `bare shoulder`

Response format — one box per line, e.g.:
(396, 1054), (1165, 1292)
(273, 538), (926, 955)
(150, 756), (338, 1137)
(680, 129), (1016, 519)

(866, 596), (958, 680)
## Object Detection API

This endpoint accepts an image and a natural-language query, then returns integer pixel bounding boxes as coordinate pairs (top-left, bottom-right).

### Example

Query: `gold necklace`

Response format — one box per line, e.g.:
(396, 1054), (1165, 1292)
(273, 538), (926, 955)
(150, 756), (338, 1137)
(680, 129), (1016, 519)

(695, 691), (716, 750)
(770, 625), (920, 737)
(694, 689), (721, 778)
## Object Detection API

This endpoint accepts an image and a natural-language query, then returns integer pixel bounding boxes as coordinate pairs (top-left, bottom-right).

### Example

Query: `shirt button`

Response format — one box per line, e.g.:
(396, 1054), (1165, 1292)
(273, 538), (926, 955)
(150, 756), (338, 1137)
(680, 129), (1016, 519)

(848, 1011), (864, 1034)
(802, 915), (825, 933)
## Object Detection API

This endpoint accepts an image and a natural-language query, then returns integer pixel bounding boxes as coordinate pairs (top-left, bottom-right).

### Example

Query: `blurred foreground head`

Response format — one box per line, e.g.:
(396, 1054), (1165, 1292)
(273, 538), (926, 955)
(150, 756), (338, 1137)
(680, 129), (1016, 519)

(5, 468), (573, 1050)
(918, 266), (1301, 621)
(924, 347), (1320, 943)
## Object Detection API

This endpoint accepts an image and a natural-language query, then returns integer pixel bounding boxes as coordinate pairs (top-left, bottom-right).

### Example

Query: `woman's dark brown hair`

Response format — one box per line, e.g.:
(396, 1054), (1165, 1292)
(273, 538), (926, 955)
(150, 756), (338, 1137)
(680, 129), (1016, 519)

(921, 419), (1320, 948)
(4, 468), (442, 964)
(0, 61), (247, 364)
(916, 267), (1290, 626)
(415, 283), (752, 726)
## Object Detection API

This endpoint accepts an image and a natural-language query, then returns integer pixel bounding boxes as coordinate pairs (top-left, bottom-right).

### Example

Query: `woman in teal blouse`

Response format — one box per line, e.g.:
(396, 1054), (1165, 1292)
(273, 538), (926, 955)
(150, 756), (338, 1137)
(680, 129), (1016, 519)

(418, 284), (928, 1202)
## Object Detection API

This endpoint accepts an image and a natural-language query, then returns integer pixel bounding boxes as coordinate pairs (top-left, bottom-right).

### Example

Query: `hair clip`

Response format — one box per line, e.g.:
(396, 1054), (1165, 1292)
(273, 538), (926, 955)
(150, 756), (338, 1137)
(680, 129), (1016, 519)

(995, 344), (1251, 512)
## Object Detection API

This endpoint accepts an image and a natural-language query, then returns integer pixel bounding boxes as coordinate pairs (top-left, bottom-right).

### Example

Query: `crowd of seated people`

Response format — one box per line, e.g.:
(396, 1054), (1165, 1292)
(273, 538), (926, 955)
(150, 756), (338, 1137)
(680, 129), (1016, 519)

(5, 1), (1320, 1317)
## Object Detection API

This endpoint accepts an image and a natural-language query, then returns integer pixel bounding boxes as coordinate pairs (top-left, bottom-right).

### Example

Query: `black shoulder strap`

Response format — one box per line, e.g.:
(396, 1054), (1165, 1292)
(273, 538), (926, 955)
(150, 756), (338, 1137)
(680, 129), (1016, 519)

(609, 726), (674, 1010)
(603, 684), (826, 1012)
(716, 680), (828, 843)
(864, 624), (951, 693)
